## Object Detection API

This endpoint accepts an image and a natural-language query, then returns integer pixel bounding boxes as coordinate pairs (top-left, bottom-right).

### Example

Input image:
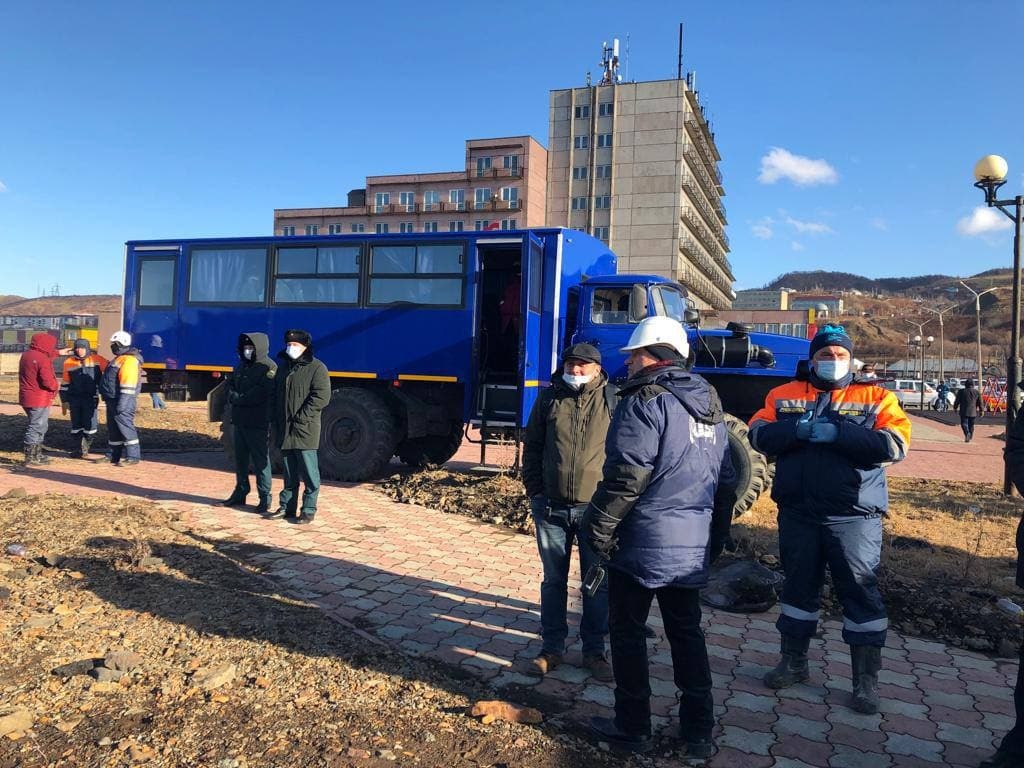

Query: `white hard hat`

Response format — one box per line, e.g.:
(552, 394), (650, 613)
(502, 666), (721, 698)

(620, 316), (690, 358)
(110, 330), (132, 347)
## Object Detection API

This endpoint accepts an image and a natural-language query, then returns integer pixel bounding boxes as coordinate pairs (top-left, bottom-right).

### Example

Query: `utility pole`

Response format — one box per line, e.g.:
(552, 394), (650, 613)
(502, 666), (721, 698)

(921, 303), (958, 384)
(959, 281), (1004, 392)
(905, 319), (933, 409)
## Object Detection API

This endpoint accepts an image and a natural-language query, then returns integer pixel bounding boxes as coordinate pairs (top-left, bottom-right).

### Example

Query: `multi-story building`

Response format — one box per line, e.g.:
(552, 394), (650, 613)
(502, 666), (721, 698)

(274, 137), (547, 237)
(732, 289), (792, 310)
(546, 49), (733, 310)
(790, 294), (844, 317)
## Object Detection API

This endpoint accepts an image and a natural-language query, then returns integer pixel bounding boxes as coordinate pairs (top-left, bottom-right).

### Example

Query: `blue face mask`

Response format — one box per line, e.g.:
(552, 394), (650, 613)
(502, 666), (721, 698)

(815, 360), (850, 382)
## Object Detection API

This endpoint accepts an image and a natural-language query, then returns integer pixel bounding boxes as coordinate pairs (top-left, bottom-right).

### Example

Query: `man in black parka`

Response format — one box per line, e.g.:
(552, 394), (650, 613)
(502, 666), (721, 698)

(222, 332), (277, 514)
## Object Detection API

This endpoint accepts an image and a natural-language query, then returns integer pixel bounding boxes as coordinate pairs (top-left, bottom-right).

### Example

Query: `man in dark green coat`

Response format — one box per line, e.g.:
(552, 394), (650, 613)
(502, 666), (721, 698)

(268, 329), (331, 524)
(221, 332), (276, 514)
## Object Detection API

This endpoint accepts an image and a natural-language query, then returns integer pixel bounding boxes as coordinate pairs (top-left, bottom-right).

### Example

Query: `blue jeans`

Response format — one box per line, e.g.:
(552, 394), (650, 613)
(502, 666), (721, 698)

(531, 497), (608, 657)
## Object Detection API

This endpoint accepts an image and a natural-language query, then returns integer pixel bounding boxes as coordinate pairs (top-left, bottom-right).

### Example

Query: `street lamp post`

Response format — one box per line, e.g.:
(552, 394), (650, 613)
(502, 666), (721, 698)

(922, 303), (958, 384)
(972, 155), (1024, 496)
(911, 335), (934, 409)
(958, 280), (1005, 395)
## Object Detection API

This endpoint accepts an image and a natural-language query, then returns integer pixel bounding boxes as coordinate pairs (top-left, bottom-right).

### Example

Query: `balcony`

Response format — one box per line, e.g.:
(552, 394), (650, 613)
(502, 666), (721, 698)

(369, 200), (522, 216)
(680, 235), (734, 297)
(468, 166), (524, 180)
(681, 206), (729, 264)
(681, 170), (728, 244)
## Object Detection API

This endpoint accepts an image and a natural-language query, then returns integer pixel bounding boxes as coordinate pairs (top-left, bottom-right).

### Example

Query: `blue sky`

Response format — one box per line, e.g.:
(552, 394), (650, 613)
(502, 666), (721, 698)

(1, 1), (1021, 296)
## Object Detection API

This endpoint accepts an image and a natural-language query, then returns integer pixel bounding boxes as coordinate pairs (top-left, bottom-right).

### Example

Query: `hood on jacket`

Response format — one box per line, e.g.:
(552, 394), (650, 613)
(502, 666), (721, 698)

(238, 332), (271, 361)
(73, 338), (92, 356)
(30, 333), (58, 358)
(621, 363), (722, 425)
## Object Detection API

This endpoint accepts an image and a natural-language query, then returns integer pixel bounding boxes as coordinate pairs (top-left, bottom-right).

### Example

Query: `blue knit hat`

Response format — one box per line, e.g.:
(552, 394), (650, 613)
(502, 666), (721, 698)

(809, 324), (853, 357)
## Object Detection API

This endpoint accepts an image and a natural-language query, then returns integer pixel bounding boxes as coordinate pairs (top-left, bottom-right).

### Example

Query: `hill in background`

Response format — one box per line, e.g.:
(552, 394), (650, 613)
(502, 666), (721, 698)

(0, 295), (120, 315)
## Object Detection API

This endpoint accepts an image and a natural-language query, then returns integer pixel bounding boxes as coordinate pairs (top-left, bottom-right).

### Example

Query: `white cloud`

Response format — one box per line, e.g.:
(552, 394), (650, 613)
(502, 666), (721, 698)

(870, 217), (888, 231)
(758, 147), (839, 186)
(751, 217), (774, 239)
(957, 206), (1012, 237)
(784, 215), (834, 235)
(791, 241), (805, 252)
(0, 180), (7, 193)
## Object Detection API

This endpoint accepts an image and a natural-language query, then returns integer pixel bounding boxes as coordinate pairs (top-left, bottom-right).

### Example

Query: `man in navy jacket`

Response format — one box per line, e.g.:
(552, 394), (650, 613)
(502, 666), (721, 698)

(584, 316), (737, 758)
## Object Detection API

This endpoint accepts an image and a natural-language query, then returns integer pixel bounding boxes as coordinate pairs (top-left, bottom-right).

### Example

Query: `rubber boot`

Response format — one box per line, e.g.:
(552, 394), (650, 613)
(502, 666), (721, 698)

(763, 634), (810, 689)
(23, 443), (34, 466)
(32, 444), (51, 465)
(850, 645), (881, 714)
(80, 436), (93, 459)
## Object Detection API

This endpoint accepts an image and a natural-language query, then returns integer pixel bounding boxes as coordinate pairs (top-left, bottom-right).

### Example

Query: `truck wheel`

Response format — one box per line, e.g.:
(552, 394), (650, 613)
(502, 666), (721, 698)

(319, 388), (398, 482)
(724, 413), (770, 518)
(396, 420), (464, 467)
(220, 405), (283, 475)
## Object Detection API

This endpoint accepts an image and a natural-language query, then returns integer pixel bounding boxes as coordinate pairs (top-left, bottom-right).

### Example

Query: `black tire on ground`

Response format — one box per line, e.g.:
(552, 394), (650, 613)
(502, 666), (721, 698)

(724, 413), (770, 518)
(396, 420), (464, 467)
(318, 388), (399, 482)
(220, 404), (283, 475)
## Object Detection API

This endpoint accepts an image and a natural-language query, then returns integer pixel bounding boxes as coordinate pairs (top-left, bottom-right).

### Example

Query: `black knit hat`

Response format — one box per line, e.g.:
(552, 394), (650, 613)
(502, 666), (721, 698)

(809, 324), (854, 358)
(284, 329), (312, 346)
(562, 343), (601, 365)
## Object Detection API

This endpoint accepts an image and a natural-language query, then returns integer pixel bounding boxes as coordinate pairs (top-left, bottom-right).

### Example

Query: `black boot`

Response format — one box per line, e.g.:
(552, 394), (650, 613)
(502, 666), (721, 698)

(850, 645), (882, 714)
(32, 445), (51, 465)
(23, 443), (34, 466)
(254, 496), (271, 515)
(764, 634), (810, 689)
(220, 489), (248, 507)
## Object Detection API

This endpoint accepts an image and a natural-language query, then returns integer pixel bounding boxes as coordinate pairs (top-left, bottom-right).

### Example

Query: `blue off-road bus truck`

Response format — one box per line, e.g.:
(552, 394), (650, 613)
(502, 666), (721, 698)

(123, 228), (809, 514)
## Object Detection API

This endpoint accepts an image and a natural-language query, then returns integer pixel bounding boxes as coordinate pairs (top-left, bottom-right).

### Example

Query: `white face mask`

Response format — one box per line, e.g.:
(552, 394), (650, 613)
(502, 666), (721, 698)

(285, 344), (305, 360)
(242, 348), (254, 360)
(815, 360), (850, 382)
(562, 372), (594, 390)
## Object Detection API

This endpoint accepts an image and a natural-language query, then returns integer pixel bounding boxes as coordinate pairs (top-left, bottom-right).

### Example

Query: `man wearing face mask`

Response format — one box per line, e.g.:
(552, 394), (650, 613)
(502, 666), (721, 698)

(60, 339), (108, 458)
(221, 333), (277, 514)
(749, 325), (911, 715)
(98, 331), (144, 466)
(522, 342), (615, 682)
(269, 329), (330, 524)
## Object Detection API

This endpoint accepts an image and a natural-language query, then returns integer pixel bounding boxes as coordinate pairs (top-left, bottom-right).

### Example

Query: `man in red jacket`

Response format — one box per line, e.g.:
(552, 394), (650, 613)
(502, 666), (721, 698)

(18, 332), (60, 465)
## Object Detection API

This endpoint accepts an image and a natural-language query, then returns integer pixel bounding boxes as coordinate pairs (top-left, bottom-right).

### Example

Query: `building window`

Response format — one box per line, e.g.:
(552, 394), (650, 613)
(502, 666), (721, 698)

(369, 243), (465, 306)
(448, 220), (464, 232)
(137, 259), (176, 308)
(399, 222), (414, 233)
(423, 190), (439, 211)
(501, 218), (517, 230)
(423, 222), (438, 233)
(273, 245), (359, 305)
(574, 136), (589, 149)
(189, 248), (266, 304)
(590, 287), (632, 325)
(374, 192), (390, 212)
(375, 223), (389, 234)
(597, 133), (613, 148)
(474, 220), (494, 231)
(399, 191), (415, 212)
(474, 188), (492, 209)
(596, 164), (612, 178)
(598, 102), (614, 117)
(572, 166), (588, 180)
(476, 157), (492, 177)
(449, 189), (465, 211)
(305, 225), (319, 236)
(327, 224), (343, 235)
(574, 105), (591, 118)
(593, 226), (609, 241)
(350, 223), (365, 233)
(502, 154), (519, 171)
(571, 196), (588, 210)
(500, 187), (519, 207)
(281, 226), (296, 236)
(594, 195), (611, 209)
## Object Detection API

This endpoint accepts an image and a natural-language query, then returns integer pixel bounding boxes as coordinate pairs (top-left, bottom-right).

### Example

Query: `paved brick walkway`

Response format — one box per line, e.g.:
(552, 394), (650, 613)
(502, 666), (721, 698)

(0, 409), (1017, 766)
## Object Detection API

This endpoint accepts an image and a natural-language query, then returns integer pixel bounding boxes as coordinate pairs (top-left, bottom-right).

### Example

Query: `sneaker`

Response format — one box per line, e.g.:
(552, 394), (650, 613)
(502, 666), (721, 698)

(294, 514), (314, 525)
(527, 651), (562, 677)
(119, 457), (141, 466)
(589, 716), (652, 754)
(583, 654), (613, 682)
(254, 498), (270, 515)
(262, 507), (288, 519)
(219, 493), (248, 507)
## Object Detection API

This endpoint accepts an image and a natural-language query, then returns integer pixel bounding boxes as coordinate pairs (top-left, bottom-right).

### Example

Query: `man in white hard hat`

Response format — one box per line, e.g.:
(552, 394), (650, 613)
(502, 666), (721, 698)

(98, 331), (144, 466)
(584, 316), (737, 758)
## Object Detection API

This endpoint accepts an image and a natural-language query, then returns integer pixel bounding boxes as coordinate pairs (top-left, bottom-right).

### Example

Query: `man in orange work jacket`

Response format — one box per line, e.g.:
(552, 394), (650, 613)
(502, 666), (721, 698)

(60, 338), (108, 458)
(98, 330), (144, 466)
(748, 325), (910, 716)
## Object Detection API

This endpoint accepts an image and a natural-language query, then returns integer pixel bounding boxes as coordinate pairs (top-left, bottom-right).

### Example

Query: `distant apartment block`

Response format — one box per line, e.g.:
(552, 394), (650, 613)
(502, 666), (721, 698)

(546, 68), (733, 310)
(274, 137), (547, 237)
(732, 289), (791, 310)
(717, 308), (814, 339)
(790, 294), (844, 317)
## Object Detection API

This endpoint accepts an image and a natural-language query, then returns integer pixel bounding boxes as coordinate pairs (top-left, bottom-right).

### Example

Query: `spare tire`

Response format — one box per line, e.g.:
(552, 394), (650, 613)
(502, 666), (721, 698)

(724, 413), (770, 518)
(319, 388), (398, 482)
(396, 420), (464, 467)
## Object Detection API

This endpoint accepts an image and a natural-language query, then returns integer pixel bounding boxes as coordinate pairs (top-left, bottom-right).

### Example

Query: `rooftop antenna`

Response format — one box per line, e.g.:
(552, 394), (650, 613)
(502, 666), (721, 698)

(677, 22), (683, 79)
(600, 38), (621, 85)
(625, 33), (631, 82)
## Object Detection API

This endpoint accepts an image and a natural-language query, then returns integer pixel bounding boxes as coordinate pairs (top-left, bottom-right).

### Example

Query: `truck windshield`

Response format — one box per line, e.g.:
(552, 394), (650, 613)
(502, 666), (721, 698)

(651, 286), (686, 322)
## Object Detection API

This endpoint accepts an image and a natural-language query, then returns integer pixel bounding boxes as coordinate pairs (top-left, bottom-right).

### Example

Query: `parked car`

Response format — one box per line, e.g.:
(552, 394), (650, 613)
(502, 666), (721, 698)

(880, 379), (937, 408)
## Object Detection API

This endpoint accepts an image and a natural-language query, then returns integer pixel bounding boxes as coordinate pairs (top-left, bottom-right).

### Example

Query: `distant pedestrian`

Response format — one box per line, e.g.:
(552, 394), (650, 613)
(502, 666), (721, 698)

(99, 331), (144, 466)
(954, 379), (984, 442)
(859, 362), (877, 380)
(269, 329), (330, 524)
(18, 332), (60, 466)
(139, 368), (167, 409)
(521, 342), (614, 682)
(584, 317), (737, 758)
(936, 381), (950, 412)
(221, 332), (276, 515)
(749, 324), (911, 715)
(981, 412), (1024, 768)
(59, 338), (107, 458)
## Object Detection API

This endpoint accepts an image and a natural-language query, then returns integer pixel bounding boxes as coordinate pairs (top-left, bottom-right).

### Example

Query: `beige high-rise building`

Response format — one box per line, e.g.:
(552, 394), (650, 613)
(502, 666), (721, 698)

(546, 75), (734, 310)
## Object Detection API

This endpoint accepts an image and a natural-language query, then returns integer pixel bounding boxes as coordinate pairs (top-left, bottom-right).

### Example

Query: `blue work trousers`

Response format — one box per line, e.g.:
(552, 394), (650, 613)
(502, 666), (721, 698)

(531, 498), (608, 657)
(105, 397), (140, 461)
(23, 407), (49, 446)
(776, 511), (887, 647)
(69, 397), (99, 435)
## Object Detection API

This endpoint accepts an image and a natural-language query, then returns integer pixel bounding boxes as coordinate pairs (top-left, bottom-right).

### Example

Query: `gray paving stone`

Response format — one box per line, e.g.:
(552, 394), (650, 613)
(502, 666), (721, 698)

(827, 707), (883, 729)
(949, 650), (998, 670)
(747, 618), (777, 633)
(492, 670), (540, 688)
(881, 646), (908, 662)
(726, 690), (777, 713)
(922, 690), (975, 710)
(824, 675), (852, 693)
(375, 624), (417, 640)
(776, 683), (830, 703)
(936, 722), (995, 749)
(545, 665), (590, 684)
(883, 732), (944, 762)
(399, 640), (434, 656)
(734, 661), (772, 680)
(649, 676), (679, 699)
(903, 638), (949, 655)
(982, 710), (1015, 735)
(966, 680), (1013, 699)
(719, 724), (775, 755)
(829, 744), (892, 768)
(877, 669), (917, 688)
(744, 638), (779, 654)
(707, 643), (739, 660)
(774, 712), (830, 742)
(708, 622), (745, 638)
(578, 684), (615, 707)
(914, 663), (959, 677)
(711, 672), (732, 689)
(876, 698), (929, 720)
(773, 759), (822, 768)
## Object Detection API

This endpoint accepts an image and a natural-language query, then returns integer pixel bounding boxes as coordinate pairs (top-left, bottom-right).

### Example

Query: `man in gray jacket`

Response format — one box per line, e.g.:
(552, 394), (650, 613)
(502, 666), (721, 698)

(268, 329), (331, 525)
